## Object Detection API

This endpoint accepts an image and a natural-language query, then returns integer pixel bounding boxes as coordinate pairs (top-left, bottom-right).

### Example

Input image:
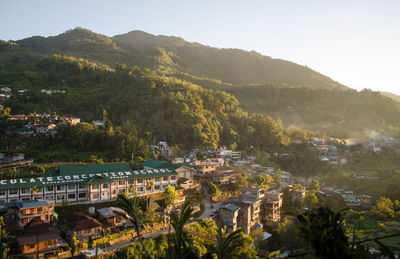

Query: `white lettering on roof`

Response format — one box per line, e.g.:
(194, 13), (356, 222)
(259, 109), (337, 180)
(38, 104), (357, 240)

(10, 179), (16, 184)
(37, 177), (43, 182)
(0, 180), (6, 185)
(133, 171), (139, 175)
(160, 169), (165, 172)
(118, 172), (124, 176)
(73, 175), (79, 179)
(57, 176), (63, 181)
(20, 179), (26, 184)
(30, 178), (36, 183)
(81, 174), (87, 179)
(47, 177), (53, 181)
(125, 171), (131, 175)
(65, 176), (71, 180)
(140, 170), (146, 174)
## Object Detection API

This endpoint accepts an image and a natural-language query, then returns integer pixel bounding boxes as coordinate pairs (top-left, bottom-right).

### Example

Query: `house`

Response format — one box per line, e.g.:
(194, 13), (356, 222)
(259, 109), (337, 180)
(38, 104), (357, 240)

(213, 174), (230, 185)
(287, 185), (306, 204)
(151, 141), (172, 159)
(92, 120), (105, 127)
(97, 207), (126, 226)
(9, 114), (29, 121)
(194, 160), (219, 175)
(6, 153), (25, 163)
(0, 87), (11, 93)
(17, 218), (69, 258)
(218, 203), (240, 232)
(263, 191), (283, 224)
(240, 187), (265, 200)
(35, 123), (57, 135)
(61, 117), (81, 126)
(207, 158), (225, 168)
(65, 212), (103, 242)
(6, 199), (54, 228)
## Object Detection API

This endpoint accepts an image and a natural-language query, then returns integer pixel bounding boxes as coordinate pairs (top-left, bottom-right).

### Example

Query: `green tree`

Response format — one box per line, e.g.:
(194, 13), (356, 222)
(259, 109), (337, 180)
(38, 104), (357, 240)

(0, 217), (9, 259)
(256, 175), (266, 188)
(169, 201), (194, 259)
(208, 182), (221, 197)
(115, 194), (150, 258)
(304, 191), (319, 208)
(310, 179), (320, 192)
(370, 197), (395, 219)
(163, 186), (177, 208)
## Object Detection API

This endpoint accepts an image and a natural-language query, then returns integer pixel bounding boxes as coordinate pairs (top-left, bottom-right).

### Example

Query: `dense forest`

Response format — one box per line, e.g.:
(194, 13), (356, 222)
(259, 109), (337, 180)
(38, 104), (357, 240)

(0, 42), (290, 152)
(3, 28), (400, 140)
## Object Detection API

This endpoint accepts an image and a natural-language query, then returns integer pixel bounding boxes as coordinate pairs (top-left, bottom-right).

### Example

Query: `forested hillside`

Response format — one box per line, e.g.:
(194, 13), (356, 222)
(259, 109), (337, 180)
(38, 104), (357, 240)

(17, 27), (345, 89)
(0, 42), (290, 151)
(4, 28), (400, 139)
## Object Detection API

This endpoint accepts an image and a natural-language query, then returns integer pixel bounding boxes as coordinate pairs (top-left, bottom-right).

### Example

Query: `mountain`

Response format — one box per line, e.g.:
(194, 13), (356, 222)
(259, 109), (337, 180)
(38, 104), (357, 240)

(16, 27), (346, 89)
(380, 91), (400, 103)
(3, 28), (400, 139)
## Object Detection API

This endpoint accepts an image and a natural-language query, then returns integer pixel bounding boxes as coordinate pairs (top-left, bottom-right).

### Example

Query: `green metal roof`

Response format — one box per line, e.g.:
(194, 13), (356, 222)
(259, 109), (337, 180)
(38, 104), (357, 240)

(140, 160), (168, 169)
(140, 160), (193, 170)
(220, 203), (240, 212)
(0, 163), (177, 189)
(5, 200), (52, 209)
(59, 163), (132, 175)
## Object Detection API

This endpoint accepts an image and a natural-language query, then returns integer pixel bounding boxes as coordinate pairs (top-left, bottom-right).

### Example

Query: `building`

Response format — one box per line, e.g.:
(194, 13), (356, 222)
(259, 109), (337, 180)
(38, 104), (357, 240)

(17, 218), (69, 259)
(218, 203), (240, 232)
(0, 163), (178, 205)
(263, 191), (283, 224)
(194, 160), (220, 175)
(6, 200), (54, 228)
(97, 207), (126, 226)
(240, 187), (265, 200)
(65, 212), (103, 242)
(141, 160), (194, 179)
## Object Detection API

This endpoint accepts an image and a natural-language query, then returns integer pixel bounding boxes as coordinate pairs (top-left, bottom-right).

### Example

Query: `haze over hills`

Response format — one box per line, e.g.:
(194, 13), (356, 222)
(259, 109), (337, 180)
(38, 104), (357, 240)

(3, 27), (400, 139)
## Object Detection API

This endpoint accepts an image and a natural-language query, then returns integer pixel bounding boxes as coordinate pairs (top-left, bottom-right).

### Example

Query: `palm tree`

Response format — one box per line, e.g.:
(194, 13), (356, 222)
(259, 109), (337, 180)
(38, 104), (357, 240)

(169, 201), (194, 259)
(215, 227), (243, 259)
(115, 194), (150, 258)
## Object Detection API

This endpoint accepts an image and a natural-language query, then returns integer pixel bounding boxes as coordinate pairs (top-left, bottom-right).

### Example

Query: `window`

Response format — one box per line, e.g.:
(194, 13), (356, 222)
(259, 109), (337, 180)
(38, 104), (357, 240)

(112, 182), (116, 186)
(56, 185), (64, 191)
(9, 189), (18, 195)
(46, 186), (54, 192)
(78, 193), (86, 199)
(68, 194), (76, 199)
(56, 194), (65, 200)
(28, 244), (35, 249)
(154, 185), (160, 190)
(128, 180), (135, 185)
(136, 179), (143, 184)
(45, 195), (54, 200)
(163, 176), (169, 181)
(37, 187), (43, 193)
(112, 190), (116, 195)
(21, 188), (30, 194)
(91, 184), (99, 190)
(118, 180), (125, 186)
(171, 176), (176, 181)
(68, 184), (76, 190)
(0, 190), (5, 196)
(137, 187), (144, 193)
(103, 184), (109, 189)
(78, 184), (86, 189)
(92, 193), (100, 199)
(118, 189), (126, 194)
(154, 177), (160, 182)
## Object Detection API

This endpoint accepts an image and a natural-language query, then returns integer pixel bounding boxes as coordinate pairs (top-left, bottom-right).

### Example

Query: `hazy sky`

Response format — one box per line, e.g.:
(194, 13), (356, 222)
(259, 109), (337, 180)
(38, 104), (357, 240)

(1, 0), (399, 94)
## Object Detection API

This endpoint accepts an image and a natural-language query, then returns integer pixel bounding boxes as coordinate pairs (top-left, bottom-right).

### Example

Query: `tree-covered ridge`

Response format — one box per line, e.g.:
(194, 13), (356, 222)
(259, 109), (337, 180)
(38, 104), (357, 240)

(201, 83), (400, 138)
(14, 27), (346, 89)
(2, 53), (288, 150)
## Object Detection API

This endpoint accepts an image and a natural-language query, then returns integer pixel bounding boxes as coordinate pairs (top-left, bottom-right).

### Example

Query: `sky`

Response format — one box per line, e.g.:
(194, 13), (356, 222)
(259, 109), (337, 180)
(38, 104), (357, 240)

(1, 0), (399, 94)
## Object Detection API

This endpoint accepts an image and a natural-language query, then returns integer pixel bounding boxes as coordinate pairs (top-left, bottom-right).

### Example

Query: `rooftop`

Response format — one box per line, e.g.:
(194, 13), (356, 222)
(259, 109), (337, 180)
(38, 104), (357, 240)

(220, 203), (240, 212)
(6, 199), (52, 209)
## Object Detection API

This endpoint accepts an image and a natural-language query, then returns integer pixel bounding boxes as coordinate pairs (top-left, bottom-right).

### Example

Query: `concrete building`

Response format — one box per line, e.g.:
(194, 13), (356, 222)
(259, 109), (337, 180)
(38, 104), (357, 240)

(6, 200), (54, 228)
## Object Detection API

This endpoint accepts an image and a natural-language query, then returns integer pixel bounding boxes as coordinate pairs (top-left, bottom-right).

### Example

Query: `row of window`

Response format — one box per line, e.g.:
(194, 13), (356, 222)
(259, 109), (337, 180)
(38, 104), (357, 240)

(0, 176), (177, 196)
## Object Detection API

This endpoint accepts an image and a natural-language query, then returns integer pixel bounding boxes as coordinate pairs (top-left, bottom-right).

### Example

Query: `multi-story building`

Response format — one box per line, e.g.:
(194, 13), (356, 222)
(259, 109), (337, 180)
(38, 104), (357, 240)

(263, 191), (283, 224)
(219, 203), (240, 232)
(6, 200), (54, 227)
(17, 218), (69, 258)
(0, 163), (178, 206)
(194, 160), (219, 175)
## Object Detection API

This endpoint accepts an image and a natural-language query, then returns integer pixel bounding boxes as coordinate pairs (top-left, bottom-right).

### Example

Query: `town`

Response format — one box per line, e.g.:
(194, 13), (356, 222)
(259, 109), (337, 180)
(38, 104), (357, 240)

(1, 105), (400, 258)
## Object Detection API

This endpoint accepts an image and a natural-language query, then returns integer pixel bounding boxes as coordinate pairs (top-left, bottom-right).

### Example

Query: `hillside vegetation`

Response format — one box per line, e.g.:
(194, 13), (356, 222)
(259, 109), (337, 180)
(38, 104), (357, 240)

(3, 28), (400, 139)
